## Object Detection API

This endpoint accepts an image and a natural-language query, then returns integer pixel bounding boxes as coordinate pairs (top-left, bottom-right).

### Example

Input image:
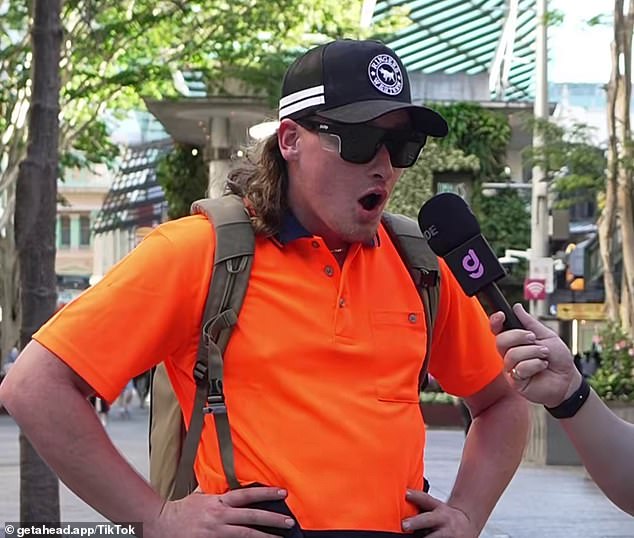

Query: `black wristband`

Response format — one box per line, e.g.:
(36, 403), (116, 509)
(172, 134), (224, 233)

(545, 377), (591, 419)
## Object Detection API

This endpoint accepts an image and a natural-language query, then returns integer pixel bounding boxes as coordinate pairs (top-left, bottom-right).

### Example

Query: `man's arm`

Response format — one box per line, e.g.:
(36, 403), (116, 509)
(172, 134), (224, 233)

(0, 341), (166, 523)
(404, 373), (528, 537)
(0, 341), (295, 537)
(449, 373), (529, 532)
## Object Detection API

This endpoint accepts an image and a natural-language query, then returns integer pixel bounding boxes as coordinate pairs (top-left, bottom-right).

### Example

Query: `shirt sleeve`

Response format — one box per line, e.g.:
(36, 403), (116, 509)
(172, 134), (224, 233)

(427, 258), (503, 398)
(34, 215), (214, 402)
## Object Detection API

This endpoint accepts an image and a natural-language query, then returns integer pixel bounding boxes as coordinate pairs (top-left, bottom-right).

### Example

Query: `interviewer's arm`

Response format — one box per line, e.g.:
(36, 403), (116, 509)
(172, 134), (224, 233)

(492, 303), (634, 516)
(560, 381), (634, 515)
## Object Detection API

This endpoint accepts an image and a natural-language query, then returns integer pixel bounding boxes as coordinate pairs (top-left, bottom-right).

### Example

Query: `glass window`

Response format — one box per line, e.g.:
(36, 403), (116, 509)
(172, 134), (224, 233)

(60, 216), (70, 247)
(79, 215), (91, 246)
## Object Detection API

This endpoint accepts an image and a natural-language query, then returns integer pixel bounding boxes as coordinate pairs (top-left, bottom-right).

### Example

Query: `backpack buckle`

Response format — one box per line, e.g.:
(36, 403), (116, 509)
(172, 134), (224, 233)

(418, 269), (438, 288)
(203, 396), (227, 415)
(193, 362), (207, 384)
(203, 378), (226, 414)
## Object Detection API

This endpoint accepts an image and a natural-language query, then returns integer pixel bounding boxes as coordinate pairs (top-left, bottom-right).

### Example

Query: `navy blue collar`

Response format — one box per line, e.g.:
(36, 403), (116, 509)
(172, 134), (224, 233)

(276, 211), (379, 247)
(277, 211), (313, 244)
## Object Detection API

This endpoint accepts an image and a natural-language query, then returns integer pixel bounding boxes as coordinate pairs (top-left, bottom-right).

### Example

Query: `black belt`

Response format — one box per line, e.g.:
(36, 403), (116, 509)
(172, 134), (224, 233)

(246, 478), (433, 538)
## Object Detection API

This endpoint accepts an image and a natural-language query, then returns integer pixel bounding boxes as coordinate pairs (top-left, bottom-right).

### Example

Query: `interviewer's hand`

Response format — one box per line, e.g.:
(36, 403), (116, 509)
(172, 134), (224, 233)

(402, 489), (477, 538)
(151, 486), (295, 538)
(490, 303), (582, 408)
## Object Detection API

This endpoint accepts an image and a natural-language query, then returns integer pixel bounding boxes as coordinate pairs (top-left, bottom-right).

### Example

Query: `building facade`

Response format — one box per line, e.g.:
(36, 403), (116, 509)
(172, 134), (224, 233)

(56, 165), (112, 306)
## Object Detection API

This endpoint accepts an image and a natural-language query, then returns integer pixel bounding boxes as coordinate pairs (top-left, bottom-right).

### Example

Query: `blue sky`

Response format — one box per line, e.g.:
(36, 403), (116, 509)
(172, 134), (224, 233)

(549, 0), (613, 83)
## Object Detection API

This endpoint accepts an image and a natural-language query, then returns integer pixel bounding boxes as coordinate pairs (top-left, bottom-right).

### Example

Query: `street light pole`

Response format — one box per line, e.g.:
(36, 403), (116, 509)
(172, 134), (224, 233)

(530, 0), (550, 318)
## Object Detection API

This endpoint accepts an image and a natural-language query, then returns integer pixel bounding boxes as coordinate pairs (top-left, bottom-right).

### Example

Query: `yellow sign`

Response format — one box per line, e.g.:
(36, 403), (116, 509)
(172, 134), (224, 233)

(556, 303), (606, 320)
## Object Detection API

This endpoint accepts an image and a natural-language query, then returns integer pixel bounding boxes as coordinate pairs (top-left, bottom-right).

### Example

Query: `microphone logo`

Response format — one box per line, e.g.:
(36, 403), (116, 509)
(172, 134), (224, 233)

(462, 249), (485, 279)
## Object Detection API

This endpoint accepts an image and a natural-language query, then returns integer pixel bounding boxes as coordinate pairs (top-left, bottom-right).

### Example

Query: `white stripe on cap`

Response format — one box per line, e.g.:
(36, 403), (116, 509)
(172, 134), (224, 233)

(278, 85), (325, 119)
(278, 95), (325, 119)
(279, 85), (325, 108)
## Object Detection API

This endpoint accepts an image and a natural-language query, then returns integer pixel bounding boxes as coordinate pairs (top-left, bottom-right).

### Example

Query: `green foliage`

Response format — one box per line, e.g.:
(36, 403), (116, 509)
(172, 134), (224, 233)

(587, 13), (611, 26)
(419, 391), (456, 404)
(522, 118), (606, 209)
(2, 0), (407, 179)
(590, 323), (634, 402)
(388, 140), (479, 218)
(433, 102), (512, 179)
(545, 9), (565, 27)
(390, 102), (529, 260)
(472, 189), (531, 257)
(59, 121), (120, 177)
(156, 145), (207, 220)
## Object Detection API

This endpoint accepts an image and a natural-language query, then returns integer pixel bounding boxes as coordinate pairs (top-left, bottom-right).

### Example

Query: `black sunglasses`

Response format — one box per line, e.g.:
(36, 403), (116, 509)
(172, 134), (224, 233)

(296, 117), (427, 168)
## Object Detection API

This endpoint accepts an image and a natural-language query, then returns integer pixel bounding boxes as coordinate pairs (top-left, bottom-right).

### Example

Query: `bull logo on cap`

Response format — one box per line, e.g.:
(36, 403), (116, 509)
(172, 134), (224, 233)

(368, 54), (403, 96)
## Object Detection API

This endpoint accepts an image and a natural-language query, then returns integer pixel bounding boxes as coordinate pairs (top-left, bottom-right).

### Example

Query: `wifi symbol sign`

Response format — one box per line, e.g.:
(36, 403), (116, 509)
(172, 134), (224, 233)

(524, 278), (547, 300)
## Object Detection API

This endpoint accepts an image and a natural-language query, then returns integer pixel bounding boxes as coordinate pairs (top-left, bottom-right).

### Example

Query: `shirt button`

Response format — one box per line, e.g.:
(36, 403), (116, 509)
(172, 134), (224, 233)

(311, 240), (320, 248)
(324, 265), (334, 277)
(408, 313), (418, 323)
(339, 298), (345, 308)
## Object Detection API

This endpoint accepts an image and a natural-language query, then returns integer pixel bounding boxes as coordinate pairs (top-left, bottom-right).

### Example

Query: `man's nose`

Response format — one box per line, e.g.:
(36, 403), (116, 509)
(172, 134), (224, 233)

(370, 144), (393, 178)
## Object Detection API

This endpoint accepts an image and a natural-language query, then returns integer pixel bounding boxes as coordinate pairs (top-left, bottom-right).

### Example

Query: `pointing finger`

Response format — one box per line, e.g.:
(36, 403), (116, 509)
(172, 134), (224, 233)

(512, 304), (556, 339)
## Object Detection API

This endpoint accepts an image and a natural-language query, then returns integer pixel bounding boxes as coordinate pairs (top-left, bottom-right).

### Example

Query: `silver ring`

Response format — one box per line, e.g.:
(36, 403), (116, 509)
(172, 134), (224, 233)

(510, 367), (524, 381)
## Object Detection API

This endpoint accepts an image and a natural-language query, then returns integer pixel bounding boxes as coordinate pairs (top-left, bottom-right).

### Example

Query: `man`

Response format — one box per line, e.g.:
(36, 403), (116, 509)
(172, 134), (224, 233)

(0, 39), (528, 537)
(492, 304), (634, 516)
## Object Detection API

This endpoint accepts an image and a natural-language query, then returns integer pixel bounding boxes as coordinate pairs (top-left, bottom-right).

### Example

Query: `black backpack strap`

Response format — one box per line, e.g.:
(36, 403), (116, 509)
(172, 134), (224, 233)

(382, 212), (440, 390)
(173, 194), (255, 499)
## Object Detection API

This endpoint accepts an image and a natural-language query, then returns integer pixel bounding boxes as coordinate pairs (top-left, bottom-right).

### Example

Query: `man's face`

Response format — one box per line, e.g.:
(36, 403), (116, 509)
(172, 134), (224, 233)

(280, 110), (413, 247)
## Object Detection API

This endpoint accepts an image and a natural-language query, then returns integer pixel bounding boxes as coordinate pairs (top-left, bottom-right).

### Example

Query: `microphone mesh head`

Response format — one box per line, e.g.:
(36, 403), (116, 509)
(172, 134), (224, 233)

(417, 193), (481, 256)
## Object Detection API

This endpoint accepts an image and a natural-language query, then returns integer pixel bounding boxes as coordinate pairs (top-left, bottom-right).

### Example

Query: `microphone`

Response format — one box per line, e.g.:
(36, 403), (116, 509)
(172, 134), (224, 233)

(417, 192), (523, 331)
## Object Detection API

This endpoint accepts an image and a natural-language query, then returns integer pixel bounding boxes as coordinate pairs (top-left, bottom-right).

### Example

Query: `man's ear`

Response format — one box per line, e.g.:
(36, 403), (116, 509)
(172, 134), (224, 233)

(278, 119), (301, 162)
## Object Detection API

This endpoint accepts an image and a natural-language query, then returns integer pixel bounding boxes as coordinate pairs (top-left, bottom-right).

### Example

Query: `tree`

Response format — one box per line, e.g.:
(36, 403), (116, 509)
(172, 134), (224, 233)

(13, 0), (63, 522)
(600, 0), (634, 331)
(522, 118), (606, 210)
(389, 140), (480, 217)
(156, 144), (208, 219)
(0, 0), (407, 361)
(0, 1), (409, 520)
(391, 102), (529, 256)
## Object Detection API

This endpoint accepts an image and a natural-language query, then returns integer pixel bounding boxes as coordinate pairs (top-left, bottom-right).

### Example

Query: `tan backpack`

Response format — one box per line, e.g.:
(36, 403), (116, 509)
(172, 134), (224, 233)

(149, 194), (441, 500)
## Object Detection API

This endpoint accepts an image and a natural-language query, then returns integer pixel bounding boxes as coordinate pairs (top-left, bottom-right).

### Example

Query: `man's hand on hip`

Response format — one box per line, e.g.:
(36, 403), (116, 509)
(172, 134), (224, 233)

(151, 486), (295, 538)
(402, 489), (478, 538)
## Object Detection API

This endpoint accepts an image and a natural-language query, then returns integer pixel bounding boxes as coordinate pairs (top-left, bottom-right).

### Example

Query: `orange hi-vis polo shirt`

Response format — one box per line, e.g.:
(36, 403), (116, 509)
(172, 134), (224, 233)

(35, 213), (502, 533)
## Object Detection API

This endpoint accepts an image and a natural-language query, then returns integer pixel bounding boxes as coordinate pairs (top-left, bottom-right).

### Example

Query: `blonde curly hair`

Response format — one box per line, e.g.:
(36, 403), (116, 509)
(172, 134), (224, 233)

(226, 134), (288, 236)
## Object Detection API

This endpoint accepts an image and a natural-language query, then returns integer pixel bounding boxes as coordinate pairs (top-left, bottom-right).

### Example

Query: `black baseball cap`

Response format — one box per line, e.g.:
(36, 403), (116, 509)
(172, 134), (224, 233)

(278, 39), (448, 137)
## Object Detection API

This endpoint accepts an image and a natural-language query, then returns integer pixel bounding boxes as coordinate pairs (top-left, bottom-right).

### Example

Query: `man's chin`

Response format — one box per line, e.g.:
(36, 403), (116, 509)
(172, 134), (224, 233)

(343, 223), (380, 245)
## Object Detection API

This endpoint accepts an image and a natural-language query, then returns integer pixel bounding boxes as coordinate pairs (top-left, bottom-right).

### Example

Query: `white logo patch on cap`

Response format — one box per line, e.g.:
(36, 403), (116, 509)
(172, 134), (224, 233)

(368, 54), (403, 96)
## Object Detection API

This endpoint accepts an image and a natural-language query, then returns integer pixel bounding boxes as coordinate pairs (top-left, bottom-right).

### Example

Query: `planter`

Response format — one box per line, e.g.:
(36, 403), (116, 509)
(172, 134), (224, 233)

(420, 402), (465, 428)
(524, 401), (634, 466)
(524, 404), (581, 465)
(606, 400), (634, 422)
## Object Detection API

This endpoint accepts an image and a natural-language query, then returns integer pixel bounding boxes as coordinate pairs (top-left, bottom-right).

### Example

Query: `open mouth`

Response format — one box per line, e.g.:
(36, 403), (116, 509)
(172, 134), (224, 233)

(358, 192), (384, 212)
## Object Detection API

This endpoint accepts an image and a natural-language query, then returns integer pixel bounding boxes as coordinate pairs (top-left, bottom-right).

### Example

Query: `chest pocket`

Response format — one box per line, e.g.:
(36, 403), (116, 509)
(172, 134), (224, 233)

(371, 309), (426, 404)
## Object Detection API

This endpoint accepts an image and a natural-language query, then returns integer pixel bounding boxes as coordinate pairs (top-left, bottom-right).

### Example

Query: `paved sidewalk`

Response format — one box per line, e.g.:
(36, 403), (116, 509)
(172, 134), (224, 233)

(1, 405), (632, 537)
